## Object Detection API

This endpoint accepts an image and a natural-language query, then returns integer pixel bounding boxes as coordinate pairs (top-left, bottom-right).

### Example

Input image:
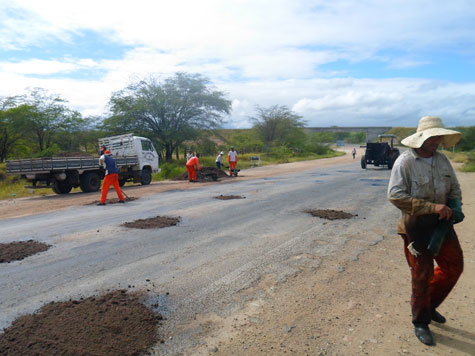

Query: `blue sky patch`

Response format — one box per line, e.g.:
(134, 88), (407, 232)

(320, 51), (475, 82)
(1, 29), (132, 62)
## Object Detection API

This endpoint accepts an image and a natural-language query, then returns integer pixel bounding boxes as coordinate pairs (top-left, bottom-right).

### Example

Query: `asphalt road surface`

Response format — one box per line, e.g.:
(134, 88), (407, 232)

(1, 159), (399, 355)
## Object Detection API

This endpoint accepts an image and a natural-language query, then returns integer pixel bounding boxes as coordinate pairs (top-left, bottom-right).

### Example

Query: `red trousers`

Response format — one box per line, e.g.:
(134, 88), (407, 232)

(186, 165), (197, 182)
(401, 233), (463, 324)
(229, 161), (236, 175)
(100, 173), (125, 203)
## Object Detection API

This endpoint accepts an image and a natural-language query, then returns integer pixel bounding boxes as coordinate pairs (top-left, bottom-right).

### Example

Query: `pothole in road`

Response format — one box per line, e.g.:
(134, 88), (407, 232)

(122, 216), (181, 229)
(305, 209), (355, 220)
(0, 290), (164, 356)
(214, 195), (246, 200)
(0, 240), (50, 263)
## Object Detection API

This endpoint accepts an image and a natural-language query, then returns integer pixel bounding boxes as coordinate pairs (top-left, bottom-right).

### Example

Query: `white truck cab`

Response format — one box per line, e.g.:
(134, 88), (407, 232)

(99, 134), (160, 174)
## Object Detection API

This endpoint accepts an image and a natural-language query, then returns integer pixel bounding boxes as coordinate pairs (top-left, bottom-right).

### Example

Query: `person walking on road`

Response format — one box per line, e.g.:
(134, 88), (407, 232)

(216, 151), (224, 169)
(186, 153), (200, 182)
(228, 146), (238, 176)
(98, 149), (125, 205)
(352, 147), (356, 159)
(387, 116), (464, 346)
(186, 149), (194, 160)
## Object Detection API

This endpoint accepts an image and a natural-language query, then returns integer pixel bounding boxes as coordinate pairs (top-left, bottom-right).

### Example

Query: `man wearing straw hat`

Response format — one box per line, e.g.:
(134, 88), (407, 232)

(387, 116), (464, 346)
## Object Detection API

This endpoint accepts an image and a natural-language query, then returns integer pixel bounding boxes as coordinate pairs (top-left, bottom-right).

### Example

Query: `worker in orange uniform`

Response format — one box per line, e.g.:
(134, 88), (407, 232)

(186, 153), (200, 182)
(228, 146), (238, 176)
(98, 150), (125, 205)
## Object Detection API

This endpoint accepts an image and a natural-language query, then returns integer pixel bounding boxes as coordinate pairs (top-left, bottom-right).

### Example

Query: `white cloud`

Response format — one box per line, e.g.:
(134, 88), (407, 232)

(0, 0), (474, 128)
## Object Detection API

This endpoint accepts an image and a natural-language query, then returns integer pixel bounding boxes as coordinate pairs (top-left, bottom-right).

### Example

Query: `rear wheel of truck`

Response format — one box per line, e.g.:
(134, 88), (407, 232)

(141, 168), (152, 185)
(80, 172), (101, 192)
(53, 180), (73, 194)
(119, 178), (126, 187)
(361, 155), (366, 169)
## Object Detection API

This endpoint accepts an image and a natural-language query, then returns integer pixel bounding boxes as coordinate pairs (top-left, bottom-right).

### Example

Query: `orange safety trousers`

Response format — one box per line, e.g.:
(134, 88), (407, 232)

(100, 173), (125, 203)
(229, 161), (236, 175)
(401, 233), (463, 324)
(186, 165), (197, 182)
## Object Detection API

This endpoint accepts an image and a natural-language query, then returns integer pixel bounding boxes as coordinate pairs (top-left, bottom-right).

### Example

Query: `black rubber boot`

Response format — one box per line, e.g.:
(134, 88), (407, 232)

(414, 324), (435, 345)
(431, 310), (446, 324)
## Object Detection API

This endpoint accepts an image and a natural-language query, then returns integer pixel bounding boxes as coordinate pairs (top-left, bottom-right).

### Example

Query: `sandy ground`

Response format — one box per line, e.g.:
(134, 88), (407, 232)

(1, 148), (473, 356)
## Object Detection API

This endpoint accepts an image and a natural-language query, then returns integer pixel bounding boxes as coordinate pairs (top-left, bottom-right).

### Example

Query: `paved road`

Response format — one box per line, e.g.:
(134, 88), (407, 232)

(0, 159), (399, 354)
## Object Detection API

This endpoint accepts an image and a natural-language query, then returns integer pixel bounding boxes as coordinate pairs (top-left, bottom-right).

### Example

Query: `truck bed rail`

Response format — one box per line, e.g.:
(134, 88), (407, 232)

(6, 156), (139, 174)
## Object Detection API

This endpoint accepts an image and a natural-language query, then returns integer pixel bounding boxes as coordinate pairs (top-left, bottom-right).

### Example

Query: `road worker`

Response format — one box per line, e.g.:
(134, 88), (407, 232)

(216, 151), (224, 169)
(186, 153), (200, 182)
(98, 150), (125, 205)
(228, 146), (238, 176)
(388, 116), (464, 346)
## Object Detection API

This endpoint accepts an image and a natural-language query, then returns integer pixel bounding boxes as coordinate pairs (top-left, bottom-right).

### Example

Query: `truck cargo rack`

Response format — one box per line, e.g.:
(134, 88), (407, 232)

(6, 156), (139, 174)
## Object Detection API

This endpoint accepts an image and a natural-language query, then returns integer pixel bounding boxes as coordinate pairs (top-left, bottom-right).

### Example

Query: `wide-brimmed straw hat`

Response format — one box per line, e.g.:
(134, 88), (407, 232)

(401, 116), (462, 149)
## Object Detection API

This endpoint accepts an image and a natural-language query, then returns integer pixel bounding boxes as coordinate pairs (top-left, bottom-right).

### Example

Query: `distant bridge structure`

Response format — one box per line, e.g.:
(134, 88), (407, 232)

(304, 127), (392, 142)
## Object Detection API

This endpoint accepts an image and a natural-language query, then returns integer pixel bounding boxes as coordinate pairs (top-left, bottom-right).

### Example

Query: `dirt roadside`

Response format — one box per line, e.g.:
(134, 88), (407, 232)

(1, 148), (473, 356)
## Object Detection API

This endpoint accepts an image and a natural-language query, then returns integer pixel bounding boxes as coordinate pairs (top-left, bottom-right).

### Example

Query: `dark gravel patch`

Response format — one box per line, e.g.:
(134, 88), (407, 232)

(89, 196), (138, 205)
(122, 216), (181, 229)
(214, 195), (246, 200)
(305, 209), (355, 220)
(174, 166), (229, 181)
(0, 290), (163, 356)
(0, 240), (50, 263)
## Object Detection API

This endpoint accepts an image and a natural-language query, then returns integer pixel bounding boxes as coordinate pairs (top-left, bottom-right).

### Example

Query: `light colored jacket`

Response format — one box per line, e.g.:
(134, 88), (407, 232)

(387, 149), (461, 234)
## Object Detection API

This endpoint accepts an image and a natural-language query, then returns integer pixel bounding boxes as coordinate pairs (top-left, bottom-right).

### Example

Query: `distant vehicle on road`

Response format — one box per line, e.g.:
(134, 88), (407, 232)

(6, 134), (160, 194)
(360, 134), (400, 170)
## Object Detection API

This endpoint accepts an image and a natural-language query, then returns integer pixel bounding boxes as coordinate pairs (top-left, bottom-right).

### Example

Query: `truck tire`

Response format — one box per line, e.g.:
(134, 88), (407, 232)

(119, 178), (126, 187)
(80, 172), (101, 192)
(141, 168), (152, 185)
(53, 180), (73, 194)
(361, 155), (366, 169)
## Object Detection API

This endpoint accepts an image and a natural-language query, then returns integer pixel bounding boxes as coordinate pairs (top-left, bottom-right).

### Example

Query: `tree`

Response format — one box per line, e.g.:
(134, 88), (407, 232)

(0, 97), (30, 162)
(105, 72), (232, 161)
(14, 88), (74, 152)
(250, 105), (306, 149)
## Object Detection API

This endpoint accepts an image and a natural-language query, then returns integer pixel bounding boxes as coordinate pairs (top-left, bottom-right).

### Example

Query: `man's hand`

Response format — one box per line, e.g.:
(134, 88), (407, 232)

(434, 204), (453, 220)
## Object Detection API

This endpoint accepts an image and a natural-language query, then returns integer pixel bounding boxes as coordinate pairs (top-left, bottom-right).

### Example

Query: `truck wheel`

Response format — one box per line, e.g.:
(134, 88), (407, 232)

(80, 172), (101, 192)
(141, 169), (152, 185)
(53, 180), (72, 194)
(119, 178), (126, 187)
(361, 155), (366, 169)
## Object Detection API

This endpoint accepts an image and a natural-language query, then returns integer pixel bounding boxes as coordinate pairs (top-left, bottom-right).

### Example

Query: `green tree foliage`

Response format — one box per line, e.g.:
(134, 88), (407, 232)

(105, 72), (232, 161)
(0, 97), (24, 162)
(225, 130), (263, 153)
(454, 126), (475, 151)
(13, 88), (80, 152)
(250, 105), (306, 151)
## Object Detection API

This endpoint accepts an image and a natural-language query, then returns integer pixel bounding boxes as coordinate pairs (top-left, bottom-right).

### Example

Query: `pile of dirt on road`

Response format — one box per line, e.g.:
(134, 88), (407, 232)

(0, 240), (50, 263)
(305, 209), (355, 220)
(174, 166), (229, 182)
(215, 195), (246, 200)
(0, 290), (163, 356)
(122, 216), (181, 229)
(89, 196), (138, 205)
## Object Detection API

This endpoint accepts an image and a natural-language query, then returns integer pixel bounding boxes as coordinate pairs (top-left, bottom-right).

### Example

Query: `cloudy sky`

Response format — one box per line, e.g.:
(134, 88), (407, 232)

(1, 0), (474, 127)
